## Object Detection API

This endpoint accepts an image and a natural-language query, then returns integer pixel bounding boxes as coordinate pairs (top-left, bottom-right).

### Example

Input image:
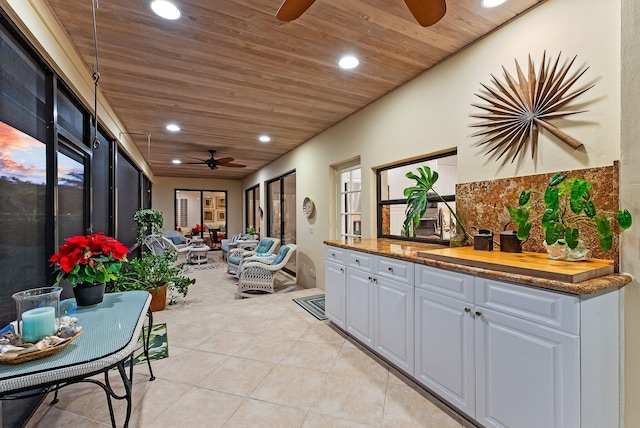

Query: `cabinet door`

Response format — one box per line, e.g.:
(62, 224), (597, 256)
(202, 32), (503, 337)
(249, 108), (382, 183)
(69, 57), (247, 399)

(346, 269), (374, 346)
(374, 276), (414, 375)
(414, 288), (476, 417)
(325, 260), (346, 330)
(475, 309), (579, 428)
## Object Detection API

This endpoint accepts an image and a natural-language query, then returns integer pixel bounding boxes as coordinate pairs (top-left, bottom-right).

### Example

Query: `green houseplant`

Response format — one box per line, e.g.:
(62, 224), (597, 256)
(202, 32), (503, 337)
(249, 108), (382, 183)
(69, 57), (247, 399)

(108, 250), (195, 310)
(508, 172), (632, 254)
(133, 208), (164, 243)
(403, 165), (469, 245)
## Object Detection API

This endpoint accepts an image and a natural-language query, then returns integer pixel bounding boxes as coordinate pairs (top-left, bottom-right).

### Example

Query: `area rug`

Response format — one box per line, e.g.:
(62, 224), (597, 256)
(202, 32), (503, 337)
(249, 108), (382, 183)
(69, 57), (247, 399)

(190, 261), (226, 271)
(125, 323), (169, 367)
(292, 294), (327, 321)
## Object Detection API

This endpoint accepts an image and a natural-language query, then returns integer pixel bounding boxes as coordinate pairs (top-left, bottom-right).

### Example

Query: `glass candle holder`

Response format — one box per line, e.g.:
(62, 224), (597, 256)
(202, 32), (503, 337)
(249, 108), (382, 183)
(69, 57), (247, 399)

(12, 287), (62, 343)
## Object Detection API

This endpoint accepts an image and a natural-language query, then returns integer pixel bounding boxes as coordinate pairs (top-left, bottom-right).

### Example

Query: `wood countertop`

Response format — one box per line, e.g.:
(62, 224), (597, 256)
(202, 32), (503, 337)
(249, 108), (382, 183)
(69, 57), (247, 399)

(324, 238), (632, 295)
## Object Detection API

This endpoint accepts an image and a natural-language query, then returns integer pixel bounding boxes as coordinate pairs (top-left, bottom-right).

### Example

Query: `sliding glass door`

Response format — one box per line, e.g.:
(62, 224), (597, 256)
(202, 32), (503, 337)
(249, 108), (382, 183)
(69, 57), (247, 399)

(175, 189), (227, 247)
(267, 171), (296, 275)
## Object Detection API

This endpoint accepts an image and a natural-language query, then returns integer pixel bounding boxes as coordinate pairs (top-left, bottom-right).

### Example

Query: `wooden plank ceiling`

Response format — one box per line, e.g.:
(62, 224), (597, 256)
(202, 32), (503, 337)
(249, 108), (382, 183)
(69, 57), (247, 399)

(44, 0), (544, 179)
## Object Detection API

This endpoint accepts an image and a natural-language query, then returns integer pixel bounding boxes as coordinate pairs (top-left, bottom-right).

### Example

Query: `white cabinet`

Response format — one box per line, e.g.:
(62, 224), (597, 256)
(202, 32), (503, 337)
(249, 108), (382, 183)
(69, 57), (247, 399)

(415, 287), (475, 416)
(346, 268), (375, 347)
(325, 247), (348, 330)
(374, 276), (414, 375)
(343, 251), (414, 374)
(415, 264), (581, 428)
(325, 260), (346, 329)
(475, 307), (579, 428)
(325, 245), (620, 428)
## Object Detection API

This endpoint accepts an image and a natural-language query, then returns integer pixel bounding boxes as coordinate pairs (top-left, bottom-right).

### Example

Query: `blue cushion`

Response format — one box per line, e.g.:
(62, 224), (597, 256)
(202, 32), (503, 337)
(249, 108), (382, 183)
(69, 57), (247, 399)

(272, 246), (290, 265)
(255, 240), (272, 253)
(169, 236), (183, 245)
(228, 256), (242, 266)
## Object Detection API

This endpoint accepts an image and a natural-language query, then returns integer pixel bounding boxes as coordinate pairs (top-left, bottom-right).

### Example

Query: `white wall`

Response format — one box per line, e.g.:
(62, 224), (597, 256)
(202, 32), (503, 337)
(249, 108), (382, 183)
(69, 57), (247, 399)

(242, 0), (622, 290)
(621, 0), (640, 425)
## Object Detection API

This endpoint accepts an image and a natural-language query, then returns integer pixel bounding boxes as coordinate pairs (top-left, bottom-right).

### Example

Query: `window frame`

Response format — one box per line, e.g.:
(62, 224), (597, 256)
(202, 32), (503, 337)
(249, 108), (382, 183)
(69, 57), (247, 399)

(336, 163), (362, 239)
(376, 149), (457, 245)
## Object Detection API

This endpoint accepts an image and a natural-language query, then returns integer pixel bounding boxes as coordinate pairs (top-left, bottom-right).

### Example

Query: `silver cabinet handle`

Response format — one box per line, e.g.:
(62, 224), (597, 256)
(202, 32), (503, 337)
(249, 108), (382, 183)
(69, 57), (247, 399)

(355, 259), (360, 264)
(372, 277), (377, 283)
(340, 268), (344, 273)
(388, 267), (394, 273)
(464, 307), (471, 313)
(475, 311), (482, 317)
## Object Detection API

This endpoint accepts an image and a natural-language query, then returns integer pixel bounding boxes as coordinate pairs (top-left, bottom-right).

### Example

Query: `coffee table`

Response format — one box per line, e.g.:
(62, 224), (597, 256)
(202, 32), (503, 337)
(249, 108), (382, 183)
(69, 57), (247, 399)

(188, 244), (210, 264)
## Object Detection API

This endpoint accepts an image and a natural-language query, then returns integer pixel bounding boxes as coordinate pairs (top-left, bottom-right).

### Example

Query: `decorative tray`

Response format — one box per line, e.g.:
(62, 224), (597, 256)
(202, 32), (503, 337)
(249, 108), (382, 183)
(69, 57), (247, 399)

(0, 330), (82, 365)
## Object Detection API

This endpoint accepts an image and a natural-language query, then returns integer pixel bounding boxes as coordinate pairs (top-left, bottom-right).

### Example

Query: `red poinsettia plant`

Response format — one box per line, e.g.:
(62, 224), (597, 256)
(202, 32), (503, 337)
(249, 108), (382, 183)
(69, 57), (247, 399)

(49, 232), (129, 286)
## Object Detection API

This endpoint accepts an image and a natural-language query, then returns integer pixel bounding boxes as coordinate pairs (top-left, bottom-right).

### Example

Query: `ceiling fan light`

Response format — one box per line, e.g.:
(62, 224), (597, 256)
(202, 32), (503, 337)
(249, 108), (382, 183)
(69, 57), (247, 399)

(259, 135), (271, 142)
(150, 0), (181, 20)
(338, 55), (359, 70)
(166, 123), (181, 132)
(481, 0), (508, 8)
(172, 159), (181, 164)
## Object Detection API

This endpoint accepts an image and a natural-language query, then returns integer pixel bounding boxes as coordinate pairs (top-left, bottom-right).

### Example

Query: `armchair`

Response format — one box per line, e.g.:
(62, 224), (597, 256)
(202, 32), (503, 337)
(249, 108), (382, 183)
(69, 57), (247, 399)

(236, 244), (297, 298)
(221, 233), (254, 260)
(227, 237), (279, 275)
(143, 234), (192, 261)
(163, 230), (191, 249)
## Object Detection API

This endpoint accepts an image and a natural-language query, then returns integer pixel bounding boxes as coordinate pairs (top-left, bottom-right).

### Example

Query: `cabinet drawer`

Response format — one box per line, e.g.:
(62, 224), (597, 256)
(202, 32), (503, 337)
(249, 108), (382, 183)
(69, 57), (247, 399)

(347, 250), (374, 272)
(375, 256), (414, 285)
(325, 246), (347, 264)
(415, 264), (474, 302)
(475, 277), (579, 335)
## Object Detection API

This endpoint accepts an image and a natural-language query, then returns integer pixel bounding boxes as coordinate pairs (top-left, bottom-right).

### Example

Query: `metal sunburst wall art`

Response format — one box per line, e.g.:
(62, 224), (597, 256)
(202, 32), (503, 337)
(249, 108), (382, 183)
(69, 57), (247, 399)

(470, 51), (594, 163)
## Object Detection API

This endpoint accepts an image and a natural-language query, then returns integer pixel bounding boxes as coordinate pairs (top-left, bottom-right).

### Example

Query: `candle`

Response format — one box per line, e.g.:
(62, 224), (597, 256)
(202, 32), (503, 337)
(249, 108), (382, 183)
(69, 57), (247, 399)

(21, 307), (56, 343)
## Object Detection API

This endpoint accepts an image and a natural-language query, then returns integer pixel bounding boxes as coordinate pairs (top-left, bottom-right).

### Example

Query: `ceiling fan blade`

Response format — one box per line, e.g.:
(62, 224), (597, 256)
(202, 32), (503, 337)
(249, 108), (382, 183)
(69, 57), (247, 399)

(220, 162), (246, 168)
(404, 0), (446, 27)
(182, 161), (206, 164)
(276, 0), (317, 21)
(215, 157), (236, 164)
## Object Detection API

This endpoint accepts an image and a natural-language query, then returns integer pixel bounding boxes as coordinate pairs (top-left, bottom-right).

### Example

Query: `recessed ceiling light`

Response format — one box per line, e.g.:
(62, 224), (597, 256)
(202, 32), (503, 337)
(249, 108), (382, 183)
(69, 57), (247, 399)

(150, 0), (181, 20)
(166, 123), (180, 132)
(481, 0), (508, 8)
(338, 55), (359, 70)
(172, 159), (181, 164)
(259, 135), (271, 143)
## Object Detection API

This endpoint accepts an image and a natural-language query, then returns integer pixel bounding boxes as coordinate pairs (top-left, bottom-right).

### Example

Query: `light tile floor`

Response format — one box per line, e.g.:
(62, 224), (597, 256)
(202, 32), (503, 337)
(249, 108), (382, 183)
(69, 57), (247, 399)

(25, 260), (471, 427)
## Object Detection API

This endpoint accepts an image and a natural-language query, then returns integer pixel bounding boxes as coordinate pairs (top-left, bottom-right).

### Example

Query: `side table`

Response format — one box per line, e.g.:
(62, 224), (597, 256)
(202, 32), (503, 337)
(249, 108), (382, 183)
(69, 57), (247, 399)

(188, 244), (210, 264)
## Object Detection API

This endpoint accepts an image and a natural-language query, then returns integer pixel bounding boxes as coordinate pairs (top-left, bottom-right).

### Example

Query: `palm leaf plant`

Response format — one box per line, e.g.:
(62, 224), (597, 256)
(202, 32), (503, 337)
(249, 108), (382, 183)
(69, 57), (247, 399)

(403, 165), (469, 243)
(508, 172), (632, 252)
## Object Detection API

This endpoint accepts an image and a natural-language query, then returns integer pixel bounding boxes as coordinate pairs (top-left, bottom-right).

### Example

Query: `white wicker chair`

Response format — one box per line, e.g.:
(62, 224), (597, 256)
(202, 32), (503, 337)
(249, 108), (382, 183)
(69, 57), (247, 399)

(227, 237), (279, 275)
(236, 244), (297, 298)
(143, 234), (191, 261)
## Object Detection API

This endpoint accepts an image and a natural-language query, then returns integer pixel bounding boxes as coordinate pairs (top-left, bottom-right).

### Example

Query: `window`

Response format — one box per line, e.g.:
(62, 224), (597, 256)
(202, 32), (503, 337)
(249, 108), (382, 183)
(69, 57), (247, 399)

(377, 150), (457, 243)
(337, 163), (361, 239)
(245, 185), (260, 234)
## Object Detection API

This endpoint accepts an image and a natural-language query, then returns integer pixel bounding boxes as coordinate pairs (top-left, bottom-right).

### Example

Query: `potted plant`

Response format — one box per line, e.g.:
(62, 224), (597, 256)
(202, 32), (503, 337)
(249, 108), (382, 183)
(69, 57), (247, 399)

(108, 250), (195, 311)
(403, 165), (470, 245)
(50, 232), (129, 306)
(508, 172), (632, 259)
(133, 208), (164, 243)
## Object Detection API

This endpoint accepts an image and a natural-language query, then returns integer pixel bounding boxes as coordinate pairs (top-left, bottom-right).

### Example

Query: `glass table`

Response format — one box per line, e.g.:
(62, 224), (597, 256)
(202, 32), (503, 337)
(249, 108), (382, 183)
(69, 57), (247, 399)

(0, 290), (153, 428)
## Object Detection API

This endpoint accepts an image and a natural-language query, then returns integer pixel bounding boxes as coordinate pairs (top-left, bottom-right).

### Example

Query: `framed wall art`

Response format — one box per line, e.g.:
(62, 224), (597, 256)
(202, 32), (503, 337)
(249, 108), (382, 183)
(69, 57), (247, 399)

(203, 210), (214, 221)
(216, 211), (226, 221)
(204, 197), (214, 209)
(216, 196), (225, 208)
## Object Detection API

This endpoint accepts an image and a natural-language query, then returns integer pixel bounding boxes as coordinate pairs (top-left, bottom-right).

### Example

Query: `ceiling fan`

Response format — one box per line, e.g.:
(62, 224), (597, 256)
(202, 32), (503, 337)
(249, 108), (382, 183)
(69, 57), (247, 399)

(183, 150), (246, 170)
(276, 0), (447, 27)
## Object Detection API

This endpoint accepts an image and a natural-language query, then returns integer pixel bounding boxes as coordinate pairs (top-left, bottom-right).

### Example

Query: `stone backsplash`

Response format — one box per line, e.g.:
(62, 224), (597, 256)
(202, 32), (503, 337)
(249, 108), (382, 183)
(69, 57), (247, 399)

(456, 163), (621, 269)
